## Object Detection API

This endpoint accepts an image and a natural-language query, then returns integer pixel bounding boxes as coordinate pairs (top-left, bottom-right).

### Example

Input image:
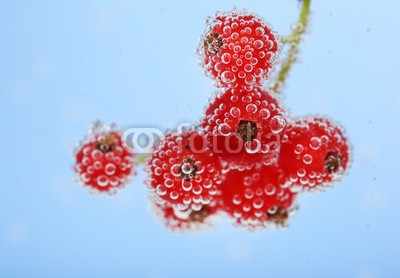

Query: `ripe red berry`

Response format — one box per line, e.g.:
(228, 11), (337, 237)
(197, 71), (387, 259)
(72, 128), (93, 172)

(150, 195), (221, 232)
(221, 167), (297, 231)
(146, 130), (223, 210)
(279, 116), (351, 191)
(198, 9), (279, 89)
(74, 121), (136, 194)
(201, 87), (287, 170)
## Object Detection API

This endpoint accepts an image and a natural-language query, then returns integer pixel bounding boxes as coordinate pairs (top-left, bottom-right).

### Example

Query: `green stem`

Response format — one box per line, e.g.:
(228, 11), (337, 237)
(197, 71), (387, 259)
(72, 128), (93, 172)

(270, 0), (311, 94)
(137, 154), (150, 165)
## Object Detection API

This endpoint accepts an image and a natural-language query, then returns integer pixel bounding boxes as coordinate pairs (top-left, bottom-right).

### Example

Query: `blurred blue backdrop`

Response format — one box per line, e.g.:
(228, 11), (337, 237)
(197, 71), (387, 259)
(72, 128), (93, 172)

(0, 0), (399, 277)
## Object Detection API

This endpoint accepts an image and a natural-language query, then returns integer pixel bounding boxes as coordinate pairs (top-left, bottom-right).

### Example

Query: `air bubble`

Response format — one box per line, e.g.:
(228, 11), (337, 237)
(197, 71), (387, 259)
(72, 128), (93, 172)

(105, 163), (116, 175)
(182, 180), (193, 191)
(297, 168), (306, 177)
(221, 71), (236, 83)
(231, 32), (239, 40)
(244, 52), (252, 60)
(218, 123), (231, 136)
(244, 64), (253, 73)
(303, 154), (313, 164)
(154, 167), (162, 176)
(171, 164), (181, 177)
(94, 161), (103, 170)
(233, 45), (241, 53)
(91, 149), (103, 160)
(156, 184), (167, 196)
(310, 137), (322, 150)
(109, 176), (119, 187)
(250, 58), (258, 65)
(221, 53), (231, 64)
(243, 203), (251, 212)
(255, 26), (265, 36)
(223, 26), (232, 35)
(253, 39), (264, 49)
(233, 194), (242, 205)
(253, 198), (264, 209)
(240, 37), (249, 44)
(193, 185), (202, 195)
(97, 175), (109, 187)
(246, 103), (257, 114)
(164, 178), (174, 188)
(270, 115), (286, 134)
(230, 107), (241, 118)
(87, 166), (94, 174)
(245, 140), (261, 154)
(243, 176), (252, 186)
(294, 144), (304, 154)
(321, 135), (329, 145)
(203, 178), (212, 188)
(245, 75), (256, 85)
(170, 191), (179, 200)
(259, 108), (270, 119)
(265, 184), (276, 195)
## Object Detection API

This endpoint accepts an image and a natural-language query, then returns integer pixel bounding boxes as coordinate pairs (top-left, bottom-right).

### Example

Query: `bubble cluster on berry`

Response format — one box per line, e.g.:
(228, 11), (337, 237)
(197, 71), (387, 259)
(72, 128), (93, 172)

(222, 167), (298, 231)
(146, 131), (224, 211)
(198, 9), (279, 90)
(279, 116), (351, 191)
(201, 87), (287, 170)
(73, 121), (136, 194)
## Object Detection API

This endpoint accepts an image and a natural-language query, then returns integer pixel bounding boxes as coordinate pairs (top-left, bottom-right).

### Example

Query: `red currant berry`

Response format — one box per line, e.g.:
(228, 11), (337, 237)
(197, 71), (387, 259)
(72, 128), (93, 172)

(150, 195), (221, 232)
(201, 87), (287, 170)
(74, 121), (136, 194)
(279, 116), (351, 191)
(146, 130), (223, 210)
(221, 167), (297, 231)
(198, 9), (279, 89)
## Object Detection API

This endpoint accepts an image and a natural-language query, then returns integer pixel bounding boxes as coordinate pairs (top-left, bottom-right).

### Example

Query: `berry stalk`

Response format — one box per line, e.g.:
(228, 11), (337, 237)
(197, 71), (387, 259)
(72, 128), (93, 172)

(270, 0), (311, 94)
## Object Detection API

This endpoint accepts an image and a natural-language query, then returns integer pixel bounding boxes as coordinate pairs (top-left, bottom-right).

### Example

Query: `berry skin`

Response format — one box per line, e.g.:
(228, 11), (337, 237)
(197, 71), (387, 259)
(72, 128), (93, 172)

(198, 9), (279, 89)
(279, 116), (351, 191)
(74, 121), (136, 194)
(221, 167), (297, 231)
(150, 195), (221, 232)
(201, 87), (287, 170)
(146, 130), (223, 211)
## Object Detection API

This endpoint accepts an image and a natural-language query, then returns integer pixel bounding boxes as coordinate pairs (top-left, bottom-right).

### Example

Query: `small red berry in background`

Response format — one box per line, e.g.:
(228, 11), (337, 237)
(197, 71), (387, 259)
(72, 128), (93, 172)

(201, 87), (287, 170)
(278, 117), (351, 191)
(198, 10), (279, 90)
(220, 167), (297, 231)
(145, 130), (224, 211)
(74, 121), (136, 194)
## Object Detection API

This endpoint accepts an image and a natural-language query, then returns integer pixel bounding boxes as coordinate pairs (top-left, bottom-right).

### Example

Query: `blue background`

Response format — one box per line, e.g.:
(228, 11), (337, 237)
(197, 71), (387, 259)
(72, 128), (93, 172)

(1, 0), (399, 277)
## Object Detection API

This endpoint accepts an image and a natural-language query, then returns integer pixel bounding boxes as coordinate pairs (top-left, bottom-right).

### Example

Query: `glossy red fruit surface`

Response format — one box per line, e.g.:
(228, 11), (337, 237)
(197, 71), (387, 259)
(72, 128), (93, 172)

(279, 116), (351, 191)
(146, 130), (224, 210)
(198, 10), (279, 89)
(201, 87), (287, 170)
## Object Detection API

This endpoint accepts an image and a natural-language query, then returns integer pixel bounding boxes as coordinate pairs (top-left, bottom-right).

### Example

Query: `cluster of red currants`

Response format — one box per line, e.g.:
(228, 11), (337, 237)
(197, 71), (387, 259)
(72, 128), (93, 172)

(73, 10), (351, 232)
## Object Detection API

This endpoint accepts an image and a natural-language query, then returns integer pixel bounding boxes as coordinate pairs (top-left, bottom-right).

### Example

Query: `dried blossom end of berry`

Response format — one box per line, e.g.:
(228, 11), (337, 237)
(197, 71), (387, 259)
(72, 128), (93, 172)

(324, 151), (343, 174)
(236, 120), (258, 142)
(96, 133), (116, 153)
(179, 157), (199, 181)
(188, 206), (211, 222)
(204, 33), (223, 55)
(267, 208), (289, 227)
